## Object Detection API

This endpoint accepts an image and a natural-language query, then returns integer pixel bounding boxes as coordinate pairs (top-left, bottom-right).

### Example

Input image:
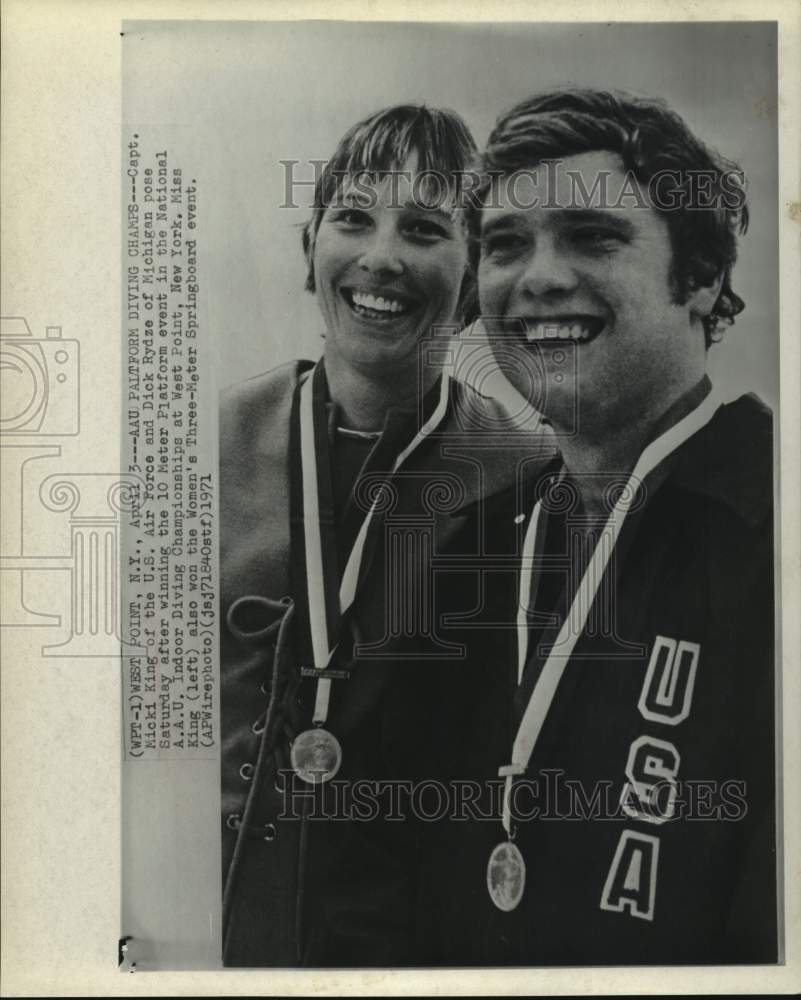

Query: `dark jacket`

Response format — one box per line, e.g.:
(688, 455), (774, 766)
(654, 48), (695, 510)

(415, 393), (778, 965)
(219, 359), (553, 966)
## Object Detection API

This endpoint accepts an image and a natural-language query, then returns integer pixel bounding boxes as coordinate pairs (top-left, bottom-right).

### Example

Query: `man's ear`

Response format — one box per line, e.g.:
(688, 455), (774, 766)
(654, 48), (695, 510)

(688, 272), (724, 319)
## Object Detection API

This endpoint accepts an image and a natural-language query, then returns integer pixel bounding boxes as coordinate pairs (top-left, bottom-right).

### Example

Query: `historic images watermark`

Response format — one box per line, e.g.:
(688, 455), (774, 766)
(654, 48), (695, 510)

(273, 771), (750, 824)
(278, 161), (748, 214)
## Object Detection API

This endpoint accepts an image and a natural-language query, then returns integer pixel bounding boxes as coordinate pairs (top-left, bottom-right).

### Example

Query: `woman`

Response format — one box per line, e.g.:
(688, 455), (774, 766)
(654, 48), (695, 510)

(219, 104), (537, 966)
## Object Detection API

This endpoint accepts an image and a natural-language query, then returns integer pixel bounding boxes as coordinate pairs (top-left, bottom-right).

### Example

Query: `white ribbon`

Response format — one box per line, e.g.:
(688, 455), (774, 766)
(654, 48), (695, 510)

(300, 366), (452, 724)
(502, 388), (723, 834)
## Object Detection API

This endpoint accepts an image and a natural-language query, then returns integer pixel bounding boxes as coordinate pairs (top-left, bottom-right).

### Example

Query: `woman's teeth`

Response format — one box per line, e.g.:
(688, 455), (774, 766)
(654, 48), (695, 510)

(350, 290), (408, 317)
(525, 321), (596, 343)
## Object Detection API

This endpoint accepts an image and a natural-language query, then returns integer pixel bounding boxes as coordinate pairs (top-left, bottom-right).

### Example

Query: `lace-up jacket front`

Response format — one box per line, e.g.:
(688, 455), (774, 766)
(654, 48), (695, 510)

(220, 359), (552, 966)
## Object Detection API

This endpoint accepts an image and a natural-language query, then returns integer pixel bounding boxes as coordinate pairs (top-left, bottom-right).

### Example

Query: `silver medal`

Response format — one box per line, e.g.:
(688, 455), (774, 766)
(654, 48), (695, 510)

(290, 727), (343, 784)
(487, 840), (526, 912)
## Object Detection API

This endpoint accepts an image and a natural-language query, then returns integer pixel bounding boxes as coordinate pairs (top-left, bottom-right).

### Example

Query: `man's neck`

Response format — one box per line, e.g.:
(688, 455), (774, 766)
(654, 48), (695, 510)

(556, 375), (711, 517)
(322, 348), (438, 432)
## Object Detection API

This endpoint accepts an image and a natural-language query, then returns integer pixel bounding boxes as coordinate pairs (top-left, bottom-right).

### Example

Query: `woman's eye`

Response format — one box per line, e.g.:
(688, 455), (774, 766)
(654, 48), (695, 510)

(405, 218), (448, 240)
(331, 208), (371, 228)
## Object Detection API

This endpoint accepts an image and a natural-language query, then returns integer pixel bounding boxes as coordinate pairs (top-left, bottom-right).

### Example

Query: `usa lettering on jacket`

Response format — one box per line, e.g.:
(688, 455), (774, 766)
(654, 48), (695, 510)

(600, 633), (700, 921)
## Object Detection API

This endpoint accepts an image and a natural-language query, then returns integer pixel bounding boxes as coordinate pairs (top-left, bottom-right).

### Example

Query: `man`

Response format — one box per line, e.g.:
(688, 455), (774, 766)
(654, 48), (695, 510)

(219, 104), (549, 966)
(417, 89), (778, 965)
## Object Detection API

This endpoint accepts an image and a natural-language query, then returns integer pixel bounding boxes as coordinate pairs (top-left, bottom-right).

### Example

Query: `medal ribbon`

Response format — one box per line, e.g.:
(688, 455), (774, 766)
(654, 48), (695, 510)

(500, 388), (723, 836)
(299, 363), (452, 726)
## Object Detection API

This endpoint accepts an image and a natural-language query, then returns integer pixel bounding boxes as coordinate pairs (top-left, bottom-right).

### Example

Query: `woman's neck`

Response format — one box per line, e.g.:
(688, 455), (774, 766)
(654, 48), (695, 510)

(322, 349), (439, 431)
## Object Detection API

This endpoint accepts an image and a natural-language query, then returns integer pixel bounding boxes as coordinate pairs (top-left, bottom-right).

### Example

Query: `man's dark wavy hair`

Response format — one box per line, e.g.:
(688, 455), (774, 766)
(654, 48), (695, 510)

(302, 103), (478, 324)
(468, 89), (748, 347)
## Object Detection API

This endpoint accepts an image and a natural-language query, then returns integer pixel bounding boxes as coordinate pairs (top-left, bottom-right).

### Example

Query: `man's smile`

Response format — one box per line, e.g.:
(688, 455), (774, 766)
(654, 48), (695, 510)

(522, 315), (605, 344)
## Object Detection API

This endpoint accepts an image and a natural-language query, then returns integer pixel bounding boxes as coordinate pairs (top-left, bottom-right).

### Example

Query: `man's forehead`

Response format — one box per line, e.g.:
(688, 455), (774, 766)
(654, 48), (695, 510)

(495, 149), (628, 194)
(481, 149), (653, 223)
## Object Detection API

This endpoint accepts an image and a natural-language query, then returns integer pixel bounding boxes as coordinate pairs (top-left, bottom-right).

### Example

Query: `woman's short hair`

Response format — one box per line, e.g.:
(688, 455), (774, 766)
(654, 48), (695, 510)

(302, 103), (478, 321)
(468, 89), (748, 346)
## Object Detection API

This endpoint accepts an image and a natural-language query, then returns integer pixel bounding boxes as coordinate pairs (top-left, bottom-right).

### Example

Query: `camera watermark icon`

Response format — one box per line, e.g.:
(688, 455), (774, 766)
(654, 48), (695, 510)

(0, 317), (79, 436)
(1, 315), (144, 656)
(415, 320), (578, 438)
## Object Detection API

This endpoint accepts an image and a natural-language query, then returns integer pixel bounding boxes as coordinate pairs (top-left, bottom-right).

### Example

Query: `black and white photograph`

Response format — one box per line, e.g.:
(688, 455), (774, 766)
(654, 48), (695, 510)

(119, 17), (786, 971)
(2, 3), (800, 995)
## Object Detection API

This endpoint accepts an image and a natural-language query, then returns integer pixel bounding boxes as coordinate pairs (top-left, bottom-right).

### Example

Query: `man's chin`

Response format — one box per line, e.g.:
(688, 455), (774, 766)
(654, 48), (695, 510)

(492, 353), (550, 415)
(500, 369), (579, 428)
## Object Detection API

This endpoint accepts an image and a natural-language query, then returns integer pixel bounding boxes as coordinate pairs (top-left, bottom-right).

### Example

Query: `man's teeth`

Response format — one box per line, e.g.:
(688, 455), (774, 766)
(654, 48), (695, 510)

(351, 291), (407, 315)
(525, 322), (595, 343)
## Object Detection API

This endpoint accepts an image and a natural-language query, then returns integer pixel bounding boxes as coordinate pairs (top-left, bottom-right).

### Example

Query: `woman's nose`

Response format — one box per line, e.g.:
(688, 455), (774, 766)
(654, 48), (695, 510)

(357, 227), (404, 276)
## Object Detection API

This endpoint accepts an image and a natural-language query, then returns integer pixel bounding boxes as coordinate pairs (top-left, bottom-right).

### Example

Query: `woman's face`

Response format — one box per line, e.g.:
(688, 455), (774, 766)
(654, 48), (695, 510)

(312, 153), (468, 379)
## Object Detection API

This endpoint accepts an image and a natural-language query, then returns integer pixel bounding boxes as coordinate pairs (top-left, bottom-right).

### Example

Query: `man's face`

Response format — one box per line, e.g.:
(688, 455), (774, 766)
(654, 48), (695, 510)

(312, 152), (468, 380)
(478, 150), (704, 432)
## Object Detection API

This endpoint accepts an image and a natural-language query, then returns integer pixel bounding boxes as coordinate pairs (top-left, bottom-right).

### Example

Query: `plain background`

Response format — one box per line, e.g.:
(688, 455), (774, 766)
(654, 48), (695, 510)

(125, 20), (778, 409)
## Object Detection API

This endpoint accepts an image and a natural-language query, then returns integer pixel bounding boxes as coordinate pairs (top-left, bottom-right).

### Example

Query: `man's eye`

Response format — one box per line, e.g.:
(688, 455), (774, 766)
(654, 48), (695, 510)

(571, 227), (624, 248)
(481, 232), (526, 257)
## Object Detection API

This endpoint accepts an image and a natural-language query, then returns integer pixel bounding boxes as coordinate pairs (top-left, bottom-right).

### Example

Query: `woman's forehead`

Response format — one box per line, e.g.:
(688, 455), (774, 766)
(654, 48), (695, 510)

(330, 155), (462, 215)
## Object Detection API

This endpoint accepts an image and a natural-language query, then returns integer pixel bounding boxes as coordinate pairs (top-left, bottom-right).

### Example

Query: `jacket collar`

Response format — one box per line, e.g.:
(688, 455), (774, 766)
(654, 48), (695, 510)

(452, 390), (773, 529)
(664, 391), (773, 527)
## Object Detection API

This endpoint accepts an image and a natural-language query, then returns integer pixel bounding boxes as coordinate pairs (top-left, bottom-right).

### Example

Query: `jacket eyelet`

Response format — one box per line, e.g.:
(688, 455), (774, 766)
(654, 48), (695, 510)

(239, 762), (254, 781)
(263, 823), (277, 842)
(226, 813), (242, 830)
(252, 717), (266, 734)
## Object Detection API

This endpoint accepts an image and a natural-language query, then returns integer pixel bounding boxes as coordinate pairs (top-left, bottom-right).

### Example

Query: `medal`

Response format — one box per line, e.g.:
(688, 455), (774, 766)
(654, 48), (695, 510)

(290, 362), (452, 781)
(290, 726), (343, 784)
(487, 840), (526, 912)
(488, 388), (724, 909)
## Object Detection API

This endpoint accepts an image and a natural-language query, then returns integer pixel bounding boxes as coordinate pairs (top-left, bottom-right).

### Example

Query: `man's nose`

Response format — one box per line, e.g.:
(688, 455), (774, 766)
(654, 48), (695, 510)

(358, 226), (404, 276)
(518, 237), (577, 298)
